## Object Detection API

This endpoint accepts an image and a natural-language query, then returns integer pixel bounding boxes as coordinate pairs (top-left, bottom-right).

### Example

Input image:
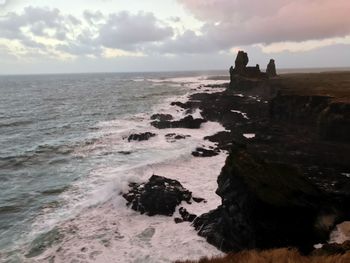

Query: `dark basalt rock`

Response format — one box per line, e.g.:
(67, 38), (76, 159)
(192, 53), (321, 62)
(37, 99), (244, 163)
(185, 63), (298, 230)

(174, 208), (197, 224)
(266, 59), (277, 77)
(193, 146), (350, 253)
(150, 114), (173, 121)
(192, 197), (206, 203)
(151, 115), (206, 129)
(179, 207), (197, 222)
(165, 133), (191, 142)
(122, 175), (192, 216)
(229, 51), (269, 89)
(192, 147), (220, 157)
(127, 132), (156, 142)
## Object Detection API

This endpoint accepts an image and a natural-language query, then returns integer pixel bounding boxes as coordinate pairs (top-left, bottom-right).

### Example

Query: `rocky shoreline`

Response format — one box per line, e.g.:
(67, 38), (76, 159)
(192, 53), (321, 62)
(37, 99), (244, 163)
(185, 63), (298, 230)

(122, 53), (350, 259)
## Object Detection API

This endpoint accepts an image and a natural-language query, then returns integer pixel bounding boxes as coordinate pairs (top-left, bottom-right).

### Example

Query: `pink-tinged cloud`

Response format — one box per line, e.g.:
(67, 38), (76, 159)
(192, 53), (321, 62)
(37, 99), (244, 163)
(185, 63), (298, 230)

(178, 0), (350, 46)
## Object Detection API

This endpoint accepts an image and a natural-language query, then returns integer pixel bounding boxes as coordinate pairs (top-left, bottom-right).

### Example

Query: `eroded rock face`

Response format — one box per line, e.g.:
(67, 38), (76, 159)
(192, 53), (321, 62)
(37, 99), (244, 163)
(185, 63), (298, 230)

(266, 59), (277, 77)
(235, 51), (249, 74)
(151, 115), (206, 129)
(122, 175), (192, 216)
(229, 51), (267, 88)
(193, 146), (349, 253)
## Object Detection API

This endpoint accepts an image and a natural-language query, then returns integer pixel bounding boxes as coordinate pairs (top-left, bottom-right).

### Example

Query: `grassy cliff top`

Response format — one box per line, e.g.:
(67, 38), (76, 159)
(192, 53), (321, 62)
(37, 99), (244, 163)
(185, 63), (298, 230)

(275, 71), (350, 102)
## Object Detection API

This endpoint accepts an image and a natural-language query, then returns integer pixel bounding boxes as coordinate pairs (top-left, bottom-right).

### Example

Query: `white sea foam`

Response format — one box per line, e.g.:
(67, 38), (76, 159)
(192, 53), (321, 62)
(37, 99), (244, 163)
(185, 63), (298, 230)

(243, 133), (255, 139)
(29, 75), (228, 262)
(231, 110), (249, 119)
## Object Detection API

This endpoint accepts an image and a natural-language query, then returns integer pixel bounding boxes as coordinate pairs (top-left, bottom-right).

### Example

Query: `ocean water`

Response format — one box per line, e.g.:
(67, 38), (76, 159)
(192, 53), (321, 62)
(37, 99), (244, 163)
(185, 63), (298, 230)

(0, 71), (228, 262)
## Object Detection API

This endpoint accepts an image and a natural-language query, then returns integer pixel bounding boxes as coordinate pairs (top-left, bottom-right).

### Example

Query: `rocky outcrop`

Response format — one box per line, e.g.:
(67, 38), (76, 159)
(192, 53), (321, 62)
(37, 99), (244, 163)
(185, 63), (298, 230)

(122, 175), (192, 216)
(229, 51), (268, 89)
(266, 59), (277, 77)
(127, 132), (156, 142)
(193, 145), (350, 253)
(165, 133), (190, 142)
(192, 147), (220, 157)
(234, 51), (249, 74)
(150, 114), (173, 121)
(151, 115), (206, 129)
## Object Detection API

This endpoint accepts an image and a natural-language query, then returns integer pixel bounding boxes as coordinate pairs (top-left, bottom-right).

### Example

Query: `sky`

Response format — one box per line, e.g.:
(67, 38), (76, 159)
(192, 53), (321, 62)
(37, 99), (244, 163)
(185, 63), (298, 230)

(0, 0), (350, 74)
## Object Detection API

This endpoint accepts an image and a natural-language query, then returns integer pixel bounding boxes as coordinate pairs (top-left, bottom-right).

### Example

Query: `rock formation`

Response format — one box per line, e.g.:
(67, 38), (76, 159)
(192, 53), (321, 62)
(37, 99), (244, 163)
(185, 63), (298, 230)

(151, 115), (206, 129)
(266, 59), (277, 77)
(122, 175), (192, 216)
(229, 51), (268, 89)
(193, 145), (350, 253)
(127, 132), (156, 142)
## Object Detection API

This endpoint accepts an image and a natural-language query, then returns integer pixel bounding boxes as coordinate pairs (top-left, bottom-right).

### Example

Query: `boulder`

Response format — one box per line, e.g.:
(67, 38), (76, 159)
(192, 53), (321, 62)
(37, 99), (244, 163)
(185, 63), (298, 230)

(266, 59), (277, 77)
(192, 147), (220, 157)
(150, 114), (173, 121)
(127, 132), (156, 142)
(151, 115), (206, 129)
(165, 133), (191, 142)
(122, 175), (192, 216)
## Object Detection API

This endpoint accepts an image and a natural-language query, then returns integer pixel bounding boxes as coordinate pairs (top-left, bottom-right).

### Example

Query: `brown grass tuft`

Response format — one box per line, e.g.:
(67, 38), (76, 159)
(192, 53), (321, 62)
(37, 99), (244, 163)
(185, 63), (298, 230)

(176, 248), (350, 263)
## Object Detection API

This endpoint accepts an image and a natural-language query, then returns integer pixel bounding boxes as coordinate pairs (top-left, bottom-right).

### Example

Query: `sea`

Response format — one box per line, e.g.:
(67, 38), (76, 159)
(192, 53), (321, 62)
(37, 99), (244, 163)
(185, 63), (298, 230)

(1, 69), (349, 263)
(0, 71), (229, 263)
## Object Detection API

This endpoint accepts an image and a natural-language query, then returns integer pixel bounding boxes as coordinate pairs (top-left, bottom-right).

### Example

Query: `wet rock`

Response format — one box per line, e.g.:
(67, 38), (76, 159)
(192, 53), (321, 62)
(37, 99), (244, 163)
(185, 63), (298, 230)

(179, 207), (197, 222)
(165, 133), (191, 142)
(151, 115), (206, 129)
(127, 132), (156, 142)
(266, 59), (277, 77)
(150, 114), (173, 121)
(122, 175), (192, 216)
(118, 151), (132, 155)
(192, 147), (220, 157)
(174, 218), (184, 224)
(192, 197), (206, 203)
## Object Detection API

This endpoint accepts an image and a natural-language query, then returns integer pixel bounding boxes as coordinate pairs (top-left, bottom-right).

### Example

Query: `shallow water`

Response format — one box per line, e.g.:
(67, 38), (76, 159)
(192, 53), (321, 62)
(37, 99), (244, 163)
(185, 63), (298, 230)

(0, 71), (228, 262)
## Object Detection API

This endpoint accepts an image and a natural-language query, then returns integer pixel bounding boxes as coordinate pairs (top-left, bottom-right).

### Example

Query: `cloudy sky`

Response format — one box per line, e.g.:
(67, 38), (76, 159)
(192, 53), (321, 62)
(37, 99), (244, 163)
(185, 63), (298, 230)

(0, 0), (350, 74)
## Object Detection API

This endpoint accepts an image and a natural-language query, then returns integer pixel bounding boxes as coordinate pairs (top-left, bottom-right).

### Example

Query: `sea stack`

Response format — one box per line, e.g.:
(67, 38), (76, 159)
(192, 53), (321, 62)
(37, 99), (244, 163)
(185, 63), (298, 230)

(229, 51), (267, 89)
(266, 59), (277, 77)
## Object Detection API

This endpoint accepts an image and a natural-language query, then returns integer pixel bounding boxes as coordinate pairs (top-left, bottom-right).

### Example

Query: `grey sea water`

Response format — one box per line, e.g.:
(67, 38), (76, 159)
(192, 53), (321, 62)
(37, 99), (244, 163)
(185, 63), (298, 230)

(0, 71), (226, 261)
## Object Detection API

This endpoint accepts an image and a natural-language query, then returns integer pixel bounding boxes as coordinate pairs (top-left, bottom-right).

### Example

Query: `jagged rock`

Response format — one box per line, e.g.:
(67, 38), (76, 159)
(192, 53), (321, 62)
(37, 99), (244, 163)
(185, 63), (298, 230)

(165, 133), (191, 142)
(193, 145), (350, 253)
(235, 51), (249, 73)
(192, 147), (220, 157)
(150, 114), (173, 121)
(229, 51), (267, 88)
(193, 197), (206, 203)
(266, 59), (277, 77)
(179, 207), (197, 222)
(127, 132), (156, 142)
(151, 115), (206, 129)
(122, 175), (192, 216)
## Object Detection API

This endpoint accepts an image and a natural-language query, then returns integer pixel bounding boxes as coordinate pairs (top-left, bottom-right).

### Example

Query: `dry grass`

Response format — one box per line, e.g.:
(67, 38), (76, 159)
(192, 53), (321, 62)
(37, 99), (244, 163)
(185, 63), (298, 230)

(176, 248), (350, 263)
(276, 72), (350, 102)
